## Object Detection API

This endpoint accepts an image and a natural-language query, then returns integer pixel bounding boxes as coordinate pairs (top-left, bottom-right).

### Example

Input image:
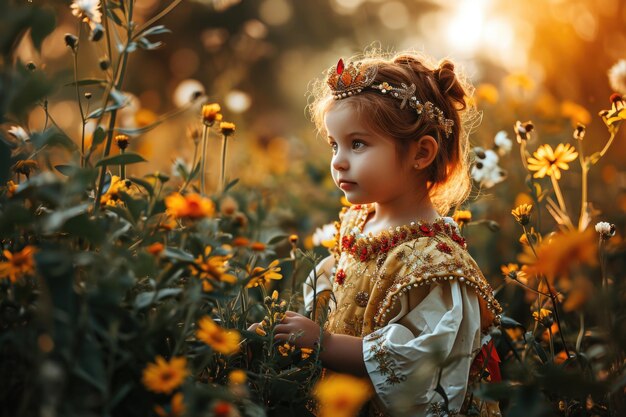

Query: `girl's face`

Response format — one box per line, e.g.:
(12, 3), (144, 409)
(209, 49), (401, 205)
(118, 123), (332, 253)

(324, 103), (416, 205)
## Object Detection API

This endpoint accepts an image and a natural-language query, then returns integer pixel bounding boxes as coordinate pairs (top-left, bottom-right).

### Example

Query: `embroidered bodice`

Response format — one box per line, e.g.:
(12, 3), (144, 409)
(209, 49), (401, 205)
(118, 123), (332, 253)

(324, 203), (501, 338)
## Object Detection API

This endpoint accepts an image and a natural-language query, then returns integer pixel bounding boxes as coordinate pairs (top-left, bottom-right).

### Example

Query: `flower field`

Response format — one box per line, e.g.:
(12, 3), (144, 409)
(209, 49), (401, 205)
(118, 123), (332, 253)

(0, 1), (624, 416)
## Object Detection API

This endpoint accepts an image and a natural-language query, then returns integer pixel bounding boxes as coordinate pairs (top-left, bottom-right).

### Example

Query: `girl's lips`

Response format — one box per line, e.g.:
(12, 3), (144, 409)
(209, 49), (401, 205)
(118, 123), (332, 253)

(339, 181), (356, 190)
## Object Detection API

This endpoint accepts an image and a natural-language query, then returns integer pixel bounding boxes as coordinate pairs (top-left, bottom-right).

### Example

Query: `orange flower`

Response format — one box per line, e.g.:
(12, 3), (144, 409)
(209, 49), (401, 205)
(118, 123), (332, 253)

(165, 192), (215, 219)
(193, 246), (237, 289)
(219, 121), (236, 137)
(228, 369), (247, 385)
(202, 103), (222, 126)
(313, 373), (373, 417)
(527, 228), (597, 281)
(232, 237), (250, 247)
(146, 242), (164, 256)
(5, 180), (18, 197)
(250, 241), (266, 252)
(196, 316), (240, 355)
(0, 246), (36, 283)
(154, 392), (185, 417)
(142, 356), (189, 394)
(246, 259), (282, 288)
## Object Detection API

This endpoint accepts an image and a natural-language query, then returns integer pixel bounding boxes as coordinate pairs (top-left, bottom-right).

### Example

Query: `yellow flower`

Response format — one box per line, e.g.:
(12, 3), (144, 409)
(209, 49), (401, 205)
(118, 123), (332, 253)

(504, 72), (535, 92)
(300, 347), (314, 360)
(599, 94), (626, 131)
(475, 83), (499, 104)
(255, 325), (267, 336)
(501, 263), (528, 282)
(229, 369), (247, 385)
(0, 246), (36, 283)
(277, 342), (294, 357)
(511, 204), (533, 226)
(452, 210), (472, 227)
(246, 259), (283, 288)
(5, 180), (18, 197)
(532, 308), (553, 323)
(114, 134), (130, 150)
(232, 236), (250, 247)
(193, 246), (237, 289)
(527, 143), (578, 180)
(196, 316), (240, 355)
(313, 373), (373, 417)
(219, 121), (236, 137)
(527, 228), (597, 281)
(165, 192), (215, 219)
(519, 227), (541, 247)
(202, 103), (222, 126)
(289, 234), (298, 244)
(154, 392), (185, 417)
(560, 100), (591, 126)
(142, 356), (189, 394)
(100, 175), (137, 207)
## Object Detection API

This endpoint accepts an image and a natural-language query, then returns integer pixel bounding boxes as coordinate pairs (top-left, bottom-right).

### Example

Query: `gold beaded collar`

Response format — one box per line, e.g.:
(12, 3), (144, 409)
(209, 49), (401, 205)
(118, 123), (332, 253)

(338, 204), (466, 263)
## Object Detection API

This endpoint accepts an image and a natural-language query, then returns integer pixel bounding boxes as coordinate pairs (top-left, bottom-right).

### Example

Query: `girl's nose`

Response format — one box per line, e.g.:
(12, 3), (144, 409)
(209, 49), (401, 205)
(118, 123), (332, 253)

(331, 151), (349, 171)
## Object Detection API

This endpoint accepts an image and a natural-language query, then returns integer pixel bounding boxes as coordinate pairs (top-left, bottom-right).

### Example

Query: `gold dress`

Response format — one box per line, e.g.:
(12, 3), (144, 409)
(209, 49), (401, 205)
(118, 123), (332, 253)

(304, 204), (503, 417)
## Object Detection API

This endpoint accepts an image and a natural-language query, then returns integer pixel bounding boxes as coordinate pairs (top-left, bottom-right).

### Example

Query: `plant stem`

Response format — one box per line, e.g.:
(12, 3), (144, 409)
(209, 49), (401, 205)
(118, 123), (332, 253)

(598, 130), (617, 159)
(72, 24), (86, 168)
(219, 134), (228, 192)
(120, 149), (126, 179)
(200, 124), (209, 195)
(576, 312), (585, 352)
(550, 175), (568, 216)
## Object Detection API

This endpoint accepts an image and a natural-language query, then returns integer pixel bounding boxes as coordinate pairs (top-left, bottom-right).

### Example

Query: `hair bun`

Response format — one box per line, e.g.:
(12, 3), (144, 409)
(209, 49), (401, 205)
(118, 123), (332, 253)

(434, 60), (466, 109)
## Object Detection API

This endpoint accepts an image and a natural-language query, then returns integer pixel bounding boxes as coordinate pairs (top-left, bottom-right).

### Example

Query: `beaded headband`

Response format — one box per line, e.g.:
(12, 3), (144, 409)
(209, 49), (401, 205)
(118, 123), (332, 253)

(326, 58), (455, 137)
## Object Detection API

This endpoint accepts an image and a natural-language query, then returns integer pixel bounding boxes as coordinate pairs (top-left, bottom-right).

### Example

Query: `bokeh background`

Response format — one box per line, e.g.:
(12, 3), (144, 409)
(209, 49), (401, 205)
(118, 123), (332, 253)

(6, 0), (626, 292)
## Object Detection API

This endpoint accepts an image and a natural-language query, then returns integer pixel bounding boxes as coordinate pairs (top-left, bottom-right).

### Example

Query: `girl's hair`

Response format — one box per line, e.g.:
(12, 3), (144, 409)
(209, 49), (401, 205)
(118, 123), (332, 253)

(308, 51), (477, 215)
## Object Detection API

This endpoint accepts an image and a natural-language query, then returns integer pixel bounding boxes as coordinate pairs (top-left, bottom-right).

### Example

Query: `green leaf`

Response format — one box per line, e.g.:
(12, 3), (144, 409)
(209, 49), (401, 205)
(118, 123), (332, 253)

(223, 178), (240, 193)
(55, 164), (75, 176)
(138, 25), (172, 38)
(96, 152), (147, 167)
(129, 176), (154, 197)
(87, 102), (125, 119)
(268, 234), (289, 245)
(163, 247), (194, 262)
(42, 203), (91, 232)
(134, 288), (182, 309)
(120, 192), (147, 223)
(91, 126), (106, 150)
(31, 128), (77, 151)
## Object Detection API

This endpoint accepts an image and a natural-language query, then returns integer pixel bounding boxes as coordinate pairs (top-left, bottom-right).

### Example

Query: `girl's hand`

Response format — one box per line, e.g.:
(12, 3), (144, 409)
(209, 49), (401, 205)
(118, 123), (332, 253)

(273, 311), (325, 349)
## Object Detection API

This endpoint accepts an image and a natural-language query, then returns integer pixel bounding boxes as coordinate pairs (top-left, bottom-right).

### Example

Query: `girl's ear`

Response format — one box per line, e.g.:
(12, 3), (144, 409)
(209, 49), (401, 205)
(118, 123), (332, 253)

(411, 135), (438, 169)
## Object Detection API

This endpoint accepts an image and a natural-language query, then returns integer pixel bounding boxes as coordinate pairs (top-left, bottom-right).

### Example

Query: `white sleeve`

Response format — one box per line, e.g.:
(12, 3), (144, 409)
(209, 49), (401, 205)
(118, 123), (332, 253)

(362, 281), (482, 414)
(303, 256), (335, 313)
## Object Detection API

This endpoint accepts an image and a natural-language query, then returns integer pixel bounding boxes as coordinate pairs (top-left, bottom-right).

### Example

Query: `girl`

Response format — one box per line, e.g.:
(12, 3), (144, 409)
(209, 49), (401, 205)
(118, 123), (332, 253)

(273, 52), (502, 417)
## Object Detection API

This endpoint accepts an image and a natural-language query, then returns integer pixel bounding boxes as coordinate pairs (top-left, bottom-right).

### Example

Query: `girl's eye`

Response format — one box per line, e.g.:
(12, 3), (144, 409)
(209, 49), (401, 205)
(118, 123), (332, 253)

(330, 142), (338, 153)
(352, 140), (366, 150)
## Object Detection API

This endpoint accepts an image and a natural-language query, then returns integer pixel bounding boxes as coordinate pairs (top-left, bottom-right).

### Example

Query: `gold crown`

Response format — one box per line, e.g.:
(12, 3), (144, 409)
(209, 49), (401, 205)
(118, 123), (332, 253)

(326, 58), (455, 138)
(326, 58), (378, 99)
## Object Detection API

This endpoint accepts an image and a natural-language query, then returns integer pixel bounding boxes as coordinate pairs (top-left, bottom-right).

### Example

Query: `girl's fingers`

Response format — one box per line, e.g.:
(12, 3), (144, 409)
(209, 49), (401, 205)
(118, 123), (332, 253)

(274, 333), (289, 342)
(273, 324), (291, 334)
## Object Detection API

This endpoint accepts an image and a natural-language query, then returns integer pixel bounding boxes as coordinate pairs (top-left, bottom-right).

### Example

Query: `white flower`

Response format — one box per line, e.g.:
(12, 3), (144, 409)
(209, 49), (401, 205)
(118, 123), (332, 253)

(8, 126), (30, 143)
(494, 130), (512, 154)
(595, 221), (615, 240)
(71, 0), (102, 28)
(173, 79), (205, 108)
(471, 147), (506, 188)
(608, 59), (626, 95)
(312, 223), (336, 247)
(171, 157), (191, 178)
